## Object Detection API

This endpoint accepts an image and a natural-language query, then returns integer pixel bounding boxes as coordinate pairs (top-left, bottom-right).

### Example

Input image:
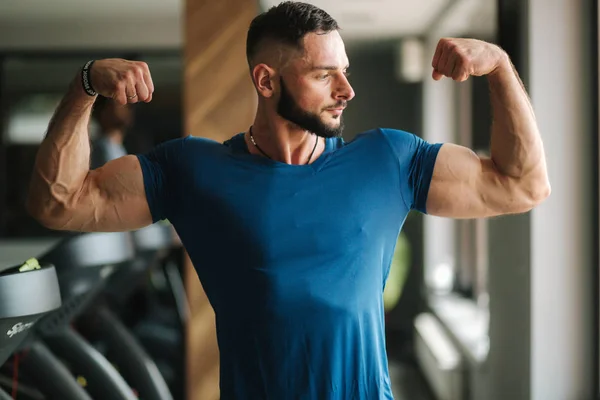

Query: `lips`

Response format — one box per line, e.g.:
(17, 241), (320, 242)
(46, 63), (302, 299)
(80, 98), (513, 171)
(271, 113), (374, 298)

(325, 102), (346, 112)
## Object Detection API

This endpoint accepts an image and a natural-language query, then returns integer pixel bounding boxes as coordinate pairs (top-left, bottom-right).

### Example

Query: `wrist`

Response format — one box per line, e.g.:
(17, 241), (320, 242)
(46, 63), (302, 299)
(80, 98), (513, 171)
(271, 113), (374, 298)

(70, 74), (98, 105)
(488, 50), (512, 80)
(81, 60), (98, 97)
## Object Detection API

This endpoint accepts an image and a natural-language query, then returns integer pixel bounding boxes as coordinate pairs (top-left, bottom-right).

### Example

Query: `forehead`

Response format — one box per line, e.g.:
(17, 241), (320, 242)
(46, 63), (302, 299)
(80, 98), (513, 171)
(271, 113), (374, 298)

(292, 31), (349, 71)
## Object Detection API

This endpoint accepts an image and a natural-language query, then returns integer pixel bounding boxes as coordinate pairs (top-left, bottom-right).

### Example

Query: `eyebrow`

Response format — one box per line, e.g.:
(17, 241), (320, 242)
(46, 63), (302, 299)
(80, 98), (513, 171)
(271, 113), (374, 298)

(311, 64), (350, 71)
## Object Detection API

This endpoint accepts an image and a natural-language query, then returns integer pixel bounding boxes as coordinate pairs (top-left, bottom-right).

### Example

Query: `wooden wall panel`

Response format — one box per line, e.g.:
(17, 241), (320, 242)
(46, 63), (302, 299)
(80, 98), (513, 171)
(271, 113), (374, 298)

(184, 0), (258, 399)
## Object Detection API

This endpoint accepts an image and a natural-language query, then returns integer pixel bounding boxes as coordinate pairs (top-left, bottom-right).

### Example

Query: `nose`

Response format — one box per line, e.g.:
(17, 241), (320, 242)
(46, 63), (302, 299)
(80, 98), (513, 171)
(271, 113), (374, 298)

(335, 74), (355, 102)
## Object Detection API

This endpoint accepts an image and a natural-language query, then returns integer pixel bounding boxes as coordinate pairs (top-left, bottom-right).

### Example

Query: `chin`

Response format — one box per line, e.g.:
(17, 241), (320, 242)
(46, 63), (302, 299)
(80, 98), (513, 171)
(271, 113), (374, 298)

(322, 115), (340, 124)
(326, 120), (341, 128)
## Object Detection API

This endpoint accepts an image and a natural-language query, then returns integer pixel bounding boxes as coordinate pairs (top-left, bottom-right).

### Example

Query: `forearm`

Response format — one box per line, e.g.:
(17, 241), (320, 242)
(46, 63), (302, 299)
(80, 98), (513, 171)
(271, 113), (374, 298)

(27, 74), (97, 223)
(488, 53), (547, 184)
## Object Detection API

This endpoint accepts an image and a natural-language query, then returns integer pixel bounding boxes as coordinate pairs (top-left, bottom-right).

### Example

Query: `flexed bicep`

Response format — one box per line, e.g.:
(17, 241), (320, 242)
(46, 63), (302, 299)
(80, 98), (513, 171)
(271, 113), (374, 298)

(37, 155), (153, 232)
(85, 155), (153, 231)
(425, 144), (535, 218)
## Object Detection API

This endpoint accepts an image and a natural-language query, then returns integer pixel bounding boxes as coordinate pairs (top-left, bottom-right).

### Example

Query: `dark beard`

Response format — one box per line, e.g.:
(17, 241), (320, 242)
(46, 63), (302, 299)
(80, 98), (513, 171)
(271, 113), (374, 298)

(276, 77), (345, 138)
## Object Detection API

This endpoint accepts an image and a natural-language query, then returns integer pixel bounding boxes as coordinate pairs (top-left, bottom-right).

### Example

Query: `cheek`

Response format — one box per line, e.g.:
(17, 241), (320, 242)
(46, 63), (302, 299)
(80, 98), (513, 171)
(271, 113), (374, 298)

(300, 85), (332, 111)
(291, 76), (332, 111)
(300, 96), (325, 111)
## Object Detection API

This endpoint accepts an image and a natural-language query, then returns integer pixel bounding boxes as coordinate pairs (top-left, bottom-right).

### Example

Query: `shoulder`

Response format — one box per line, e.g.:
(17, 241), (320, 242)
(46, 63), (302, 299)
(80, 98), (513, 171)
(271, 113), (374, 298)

(375, 128), (420, 145)
(348, 128), (421, 151)
(350, 128), (443, 169)
(373, 128), (442, 155)
(174, 135), (221, 151)
(349, 128), (416, 142)
(149, 135), (224, 160)
(183, 134), (222, 148)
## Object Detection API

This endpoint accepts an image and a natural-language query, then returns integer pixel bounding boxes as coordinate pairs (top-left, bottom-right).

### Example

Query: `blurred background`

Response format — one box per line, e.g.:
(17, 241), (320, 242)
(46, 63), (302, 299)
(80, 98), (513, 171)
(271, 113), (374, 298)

(0, 1), (597, 400)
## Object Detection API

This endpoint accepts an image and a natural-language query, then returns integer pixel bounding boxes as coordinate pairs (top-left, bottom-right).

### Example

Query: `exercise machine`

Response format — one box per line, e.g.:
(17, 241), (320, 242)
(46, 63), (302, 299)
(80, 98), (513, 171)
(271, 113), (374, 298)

(78, 223), (179, 400)
(24, 232), (139, 400)
(0, 259), (62, 399)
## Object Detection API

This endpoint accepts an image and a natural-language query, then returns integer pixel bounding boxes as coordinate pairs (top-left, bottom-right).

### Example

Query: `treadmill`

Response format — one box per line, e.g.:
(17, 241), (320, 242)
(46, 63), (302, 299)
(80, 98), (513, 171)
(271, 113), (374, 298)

(132, 223), (187, 399)
(22, 231), (139, 400)
(78, 223), (178, 400)
(0, 259), (62, 399)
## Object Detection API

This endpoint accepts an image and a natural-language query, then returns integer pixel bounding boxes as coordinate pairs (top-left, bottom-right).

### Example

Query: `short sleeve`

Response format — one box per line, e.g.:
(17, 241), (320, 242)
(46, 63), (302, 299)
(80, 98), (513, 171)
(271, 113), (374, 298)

(136, 137), (187, 223)
(379, 128), (443, 214)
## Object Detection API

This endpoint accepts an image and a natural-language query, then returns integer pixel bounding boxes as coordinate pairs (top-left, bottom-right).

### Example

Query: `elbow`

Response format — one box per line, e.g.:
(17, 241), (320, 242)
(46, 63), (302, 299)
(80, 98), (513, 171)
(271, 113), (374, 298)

(26, 171), (89, 230)
(26, 202), (54, 230)
(536, 180), (551, 204)
(515, 178), (551, 213)
(529, 174), (551, 206)
(26, 195), (70, 231)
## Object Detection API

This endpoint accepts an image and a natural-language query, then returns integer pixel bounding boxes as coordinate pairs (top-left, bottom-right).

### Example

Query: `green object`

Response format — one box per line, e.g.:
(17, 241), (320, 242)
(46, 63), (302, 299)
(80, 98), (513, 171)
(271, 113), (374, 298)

(383, 233), (411, 312)
(19, 258), (41, 272)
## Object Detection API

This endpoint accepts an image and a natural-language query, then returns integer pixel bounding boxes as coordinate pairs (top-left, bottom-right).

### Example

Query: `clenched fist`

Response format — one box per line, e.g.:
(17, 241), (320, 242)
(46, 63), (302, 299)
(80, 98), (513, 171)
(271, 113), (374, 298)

(89, 59), (154, 105)
(431, 38), (507, 82)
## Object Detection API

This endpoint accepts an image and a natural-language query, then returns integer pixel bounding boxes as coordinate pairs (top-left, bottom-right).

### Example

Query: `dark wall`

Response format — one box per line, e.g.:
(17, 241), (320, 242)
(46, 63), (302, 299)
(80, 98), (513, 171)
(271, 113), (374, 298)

(343, 40), (426, 354)
(343, 42), (422, 140)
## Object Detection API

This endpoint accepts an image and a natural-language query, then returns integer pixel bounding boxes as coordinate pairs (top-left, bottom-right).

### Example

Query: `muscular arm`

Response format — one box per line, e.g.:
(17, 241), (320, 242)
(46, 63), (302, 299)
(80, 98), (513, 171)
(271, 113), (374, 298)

(26, 76), (152, 232)
(426, 52), (550, 218)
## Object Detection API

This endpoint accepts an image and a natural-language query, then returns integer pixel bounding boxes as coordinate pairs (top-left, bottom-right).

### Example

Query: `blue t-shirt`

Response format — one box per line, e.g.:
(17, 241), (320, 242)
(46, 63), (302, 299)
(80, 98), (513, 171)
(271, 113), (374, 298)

(137, 128), (442, 399)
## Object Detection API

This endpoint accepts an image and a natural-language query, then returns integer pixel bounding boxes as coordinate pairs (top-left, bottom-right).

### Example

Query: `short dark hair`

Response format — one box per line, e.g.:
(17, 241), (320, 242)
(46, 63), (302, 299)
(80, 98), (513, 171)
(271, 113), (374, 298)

(246, 1), (339, 67)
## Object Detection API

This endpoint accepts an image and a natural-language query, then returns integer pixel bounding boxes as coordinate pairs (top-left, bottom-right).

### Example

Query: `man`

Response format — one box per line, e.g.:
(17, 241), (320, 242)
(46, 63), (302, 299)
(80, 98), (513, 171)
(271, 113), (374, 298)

(89, 95), (132, 169)
(27, 2), (550, 399)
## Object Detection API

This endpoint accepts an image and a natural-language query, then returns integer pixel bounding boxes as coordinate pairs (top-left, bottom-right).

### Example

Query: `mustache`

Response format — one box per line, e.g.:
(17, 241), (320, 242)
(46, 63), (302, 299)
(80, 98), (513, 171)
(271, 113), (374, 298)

(324, 101), (347, 110)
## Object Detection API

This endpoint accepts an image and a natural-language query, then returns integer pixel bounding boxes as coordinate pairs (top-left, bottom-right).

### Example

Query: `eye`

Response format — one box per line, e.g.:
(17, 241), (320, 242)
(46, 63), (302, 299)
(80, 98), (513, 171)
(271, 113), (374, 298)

(318, 74), (330, 80)
(344, 71), (351, 78)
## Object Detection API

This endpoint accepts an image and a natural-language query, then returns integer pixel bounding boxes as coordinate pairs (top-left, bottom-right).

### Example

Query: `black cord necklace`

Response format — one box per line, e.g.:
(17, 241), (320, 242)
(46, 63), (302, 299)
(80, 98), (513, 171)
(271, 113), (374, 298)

(248, 126), (319, 165)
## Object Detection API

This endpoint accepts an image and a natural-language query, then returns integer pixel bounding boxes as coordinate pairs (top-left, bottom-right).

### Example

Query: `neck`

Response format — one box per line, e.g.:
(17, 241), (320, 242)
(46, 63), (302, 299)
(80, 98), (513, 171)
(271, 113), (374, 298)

(246, 112), (325, 165)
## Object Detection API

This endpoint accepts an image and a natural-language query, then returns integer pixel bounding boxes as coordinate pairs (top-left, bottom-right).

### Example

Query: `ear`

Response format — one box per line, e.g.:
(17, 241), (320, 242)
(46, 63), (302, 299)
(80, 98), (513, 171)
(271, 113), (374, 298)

(252, 63), (277, 98)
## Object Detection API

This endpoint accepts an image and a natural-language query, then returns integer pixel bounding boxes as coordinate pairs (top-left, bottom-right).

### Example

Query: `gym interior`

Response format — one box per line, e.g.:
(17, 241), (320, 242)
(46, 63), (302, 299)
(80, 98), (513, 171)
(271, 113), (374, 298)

(0, 0), (598, 399)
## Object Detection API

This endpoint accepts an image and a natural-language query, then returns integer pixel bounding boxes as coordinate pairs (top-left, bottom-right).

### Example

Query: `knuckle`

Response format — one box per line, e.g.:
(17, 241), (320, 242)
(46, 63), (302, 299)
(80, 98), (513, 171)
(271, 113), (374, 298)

(442, 38), (454, 48)
(133, 66), (144, 79)
(116, 73), (127, 86)
(124, 69), (135, 81)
